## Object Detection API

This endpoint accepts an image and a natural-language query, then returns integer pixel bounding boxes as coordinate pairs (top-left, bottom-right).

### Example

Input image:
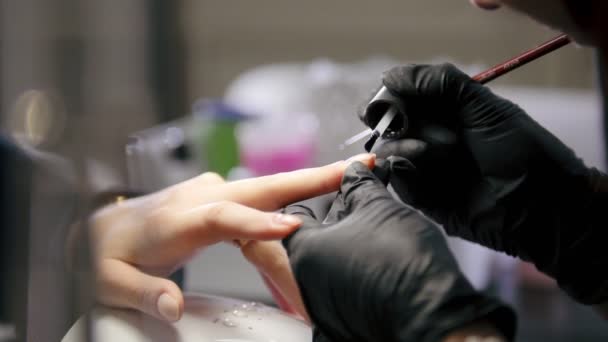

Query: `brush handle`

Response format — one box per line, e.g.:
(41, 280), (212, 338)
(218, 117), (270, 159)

(473, 34), (571, 84)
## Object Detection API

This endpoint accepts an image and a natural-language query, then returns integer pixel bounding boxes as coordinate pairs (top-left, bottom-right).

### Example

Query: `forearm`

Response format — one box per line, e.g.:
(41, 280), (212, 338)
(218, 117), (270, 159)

(501, 166), (608, 306)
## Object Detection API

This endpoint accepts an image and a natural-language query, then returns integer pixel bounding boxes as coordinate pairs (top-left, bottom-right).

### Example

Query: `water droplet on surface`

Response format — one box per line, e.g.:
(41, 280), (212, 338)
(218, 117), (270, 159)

(232, 309), (247, 317)
(222, 318), (237, 327)
(241, 302), (261, 312)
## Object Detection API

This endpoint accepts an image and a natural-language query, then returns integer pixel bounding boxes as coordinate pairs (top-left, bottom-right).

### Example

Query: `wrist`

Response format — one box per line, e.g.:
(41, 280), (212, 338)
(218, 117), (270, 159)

(67, 190), (141, 269)
(76, 190), (145, 262)
(442, 319), (507, 342)
(593, 302), (608, 320)
(393, 291), (516, 342)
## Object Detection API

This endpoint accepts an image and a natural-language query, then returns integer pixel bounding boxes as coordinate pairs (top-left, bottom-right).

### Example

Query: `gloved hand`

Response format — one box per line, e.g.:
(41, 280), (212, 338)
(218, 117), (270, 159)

(283, 162), (515, 342)
(363, 63), (608, 305)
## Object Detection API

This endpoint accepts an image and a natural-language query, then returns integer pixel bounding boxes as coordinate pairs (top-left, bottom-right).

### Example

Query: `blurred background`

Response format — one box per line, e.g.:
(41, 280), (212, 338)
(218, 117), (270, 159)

(1, 0), (606, 340)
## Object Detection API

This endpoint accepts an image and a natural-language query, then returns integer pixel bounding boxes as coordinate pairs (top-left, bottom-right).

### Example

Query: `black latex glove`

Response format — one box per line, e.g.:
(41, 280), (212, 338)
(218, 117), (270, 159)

(363, 63), (608, 305)
(283, 162), (515, 342)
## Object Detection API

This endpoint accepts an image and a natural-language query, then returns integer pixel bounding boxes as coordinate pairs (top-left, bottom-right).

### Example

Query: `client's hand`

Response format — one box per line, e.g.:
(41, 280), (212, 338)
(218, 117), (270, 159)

(91, 154), (375, 322)
(282, 162), (516, 341)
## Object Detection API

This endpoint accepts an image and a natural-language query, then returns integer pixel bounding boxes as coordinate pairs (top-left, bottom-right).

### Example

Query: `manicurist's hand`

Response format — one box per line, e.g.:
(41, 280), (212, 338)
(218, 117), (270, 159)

(367, 63), (608, 305)
(282, 162), (516, 341)
(91, 153), (375, 322)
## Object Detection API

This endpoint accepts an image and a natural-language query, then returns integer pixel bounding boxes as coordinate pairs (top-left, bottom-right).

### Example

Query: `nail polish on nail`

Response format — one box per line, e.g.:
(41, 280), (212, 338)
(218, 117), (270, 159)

(273, 214), (302, 227)
(157, 293), (180, 322)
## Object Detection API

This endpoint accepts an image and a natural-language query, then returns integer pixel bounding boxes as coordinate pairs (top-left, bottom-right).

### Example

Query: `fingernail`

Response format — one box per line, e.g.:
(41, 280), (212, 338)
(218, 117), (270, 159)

(272, 214), (302, 228)
(157, 293), (180, 322)
(346, 153), (376, 164)
(230, 239), (251, 249)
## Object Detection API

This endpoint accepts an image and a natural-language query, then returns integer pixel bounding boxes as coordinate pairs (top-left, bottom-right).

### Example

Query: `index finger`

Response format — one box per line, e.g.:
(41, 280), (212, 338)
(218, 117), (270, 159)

(216, 153), (375, 211)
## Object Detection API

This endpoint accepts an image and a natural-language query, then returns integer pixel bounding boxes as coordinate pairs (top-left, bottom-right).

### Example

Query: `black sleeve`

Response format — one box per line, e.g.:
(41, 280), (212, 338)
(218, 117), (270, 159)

(0, 136), (33, 339)
(0, 135), (88, 342)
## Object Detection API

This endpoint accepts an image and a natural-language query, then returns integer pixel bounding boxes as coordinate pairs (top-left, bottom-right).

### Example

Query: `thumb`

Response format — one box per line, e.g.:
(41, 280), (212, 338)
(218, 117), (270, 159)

(340, 161), (394, 212)
(322, 159), (389, 223)
(373, 139), (428, 160)
(97, 259), (184, 322)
